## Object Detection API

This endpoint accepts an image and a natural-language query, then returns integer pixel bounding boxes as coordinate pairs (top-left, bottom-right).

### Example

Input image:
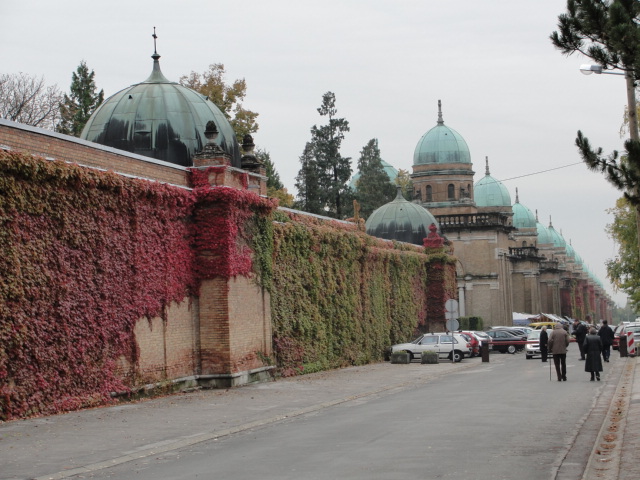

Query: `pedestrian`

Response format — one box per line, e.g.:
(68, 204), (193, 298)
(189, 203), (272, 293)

(548, 323), (570, 381)
(539, 326), (548, 362)
(584, 327), (603, 381)
(597, 320), (614, 362)
(573, 318), (588, 360)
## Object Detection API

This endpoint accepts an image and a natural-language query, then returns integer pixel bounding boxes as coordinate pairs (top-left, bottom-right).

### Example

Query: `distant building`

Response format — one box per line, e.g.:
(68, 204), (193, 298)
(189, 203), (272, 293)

(366, 100), (612, 325)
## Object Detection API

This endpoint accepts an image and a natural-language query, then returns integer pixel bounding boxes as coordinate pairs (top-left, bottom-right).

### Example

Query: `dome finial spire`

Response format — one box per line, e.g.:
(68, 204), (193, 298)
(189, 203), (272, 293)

(485, 156), (490, 175)
(151, 27), (160, 61)
(515, 187), (519, 203)
(437, 99), (444, 125)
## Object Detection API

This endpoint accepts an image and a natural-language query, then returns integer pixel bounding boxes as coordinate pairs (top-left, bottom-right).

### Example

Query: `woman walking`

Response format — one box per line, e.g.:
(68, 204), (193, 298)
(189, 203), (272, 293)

(584, 327), (603, 381)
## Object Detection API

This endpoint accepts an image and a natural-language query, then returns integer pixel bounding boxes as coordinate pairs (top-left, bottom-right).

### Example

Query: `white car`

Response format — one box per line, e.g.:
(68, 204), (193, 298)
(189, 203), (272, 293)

(525, 330), (551, 360)
(390, 333), (472, 362)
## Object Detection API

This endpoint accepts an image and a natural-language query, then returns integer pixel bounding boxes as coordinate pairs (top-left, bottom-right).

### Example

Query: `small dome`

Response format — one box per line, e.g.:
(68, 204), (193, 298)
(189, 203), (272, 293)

(547, 220), (566, 249)
(366, 188), (440, 245)
(474, 157), (511, 207)
(349, 159), (399, 190)
(512, 189), (536, 228)
(81, 48), (240, 168)
(413, 101), (471, 166)
(536, 220), (553, 245)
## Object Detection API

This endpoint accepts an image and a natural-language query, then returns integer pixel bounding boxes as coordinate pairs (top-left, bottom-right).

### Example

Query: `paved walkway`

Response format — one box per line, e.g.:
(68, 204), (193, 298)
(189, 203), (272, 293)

(0, 353), (637, 480)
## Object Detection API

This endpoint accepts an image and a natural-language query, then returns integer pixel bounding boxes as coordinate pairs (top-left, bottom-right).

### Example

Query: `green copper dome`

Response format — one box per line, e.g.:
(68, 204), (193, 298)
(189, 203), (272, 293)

(366, 188), (440, 245)
(474, 157), (511, 207)
(546, 221), (566, 249)
(536, 220), (553, 245)
(413, 101), (471, 166)
(81, 48), (240, 168)
(512, 189), (536, 228)
(349, 159), (399, 190)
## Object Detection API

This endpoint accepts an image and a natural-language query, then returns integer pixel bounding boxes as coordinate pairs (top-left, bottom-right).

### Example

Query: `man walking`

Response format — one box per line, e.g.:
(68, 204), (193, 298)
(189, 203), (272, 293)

(539, 326), (548, 362)
(598, 320), (614, 362)
(548, 323), (570, 381)
(573, 318), (588, 360)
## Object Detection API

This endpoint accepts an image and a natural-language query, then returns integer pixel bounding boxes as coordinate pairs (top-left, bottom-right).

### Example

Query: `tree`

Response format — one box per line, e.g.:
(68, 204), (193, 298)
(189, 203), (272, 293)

(354, 138), (396, 218)
(257, 148), (294, 207)
(551, 0), (640, 254)
(395, 168), (414, 201)
(295, 92), (352, 218)
(180, 64), (259, 143)
(57, 61), (104, 137)
(0, 73), (63, 130)
(605, 197), (640, 309)
(294, 142), (323, 214)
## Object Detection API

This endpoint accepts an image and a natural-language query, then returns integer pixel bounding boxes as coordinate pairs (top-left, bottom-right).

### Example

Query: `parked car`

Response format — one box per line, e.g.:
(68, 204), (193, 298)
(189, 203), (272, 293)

(485, 329), (527, 354)
(528, 321), (558, 330)
(459, 331), (481, 357)
(389, 332), (472, 362)
(619, 323), (640, 352)
(524, 329), (551, 360)
(472, 331), (493, 349)
(613, 324), (621, 350)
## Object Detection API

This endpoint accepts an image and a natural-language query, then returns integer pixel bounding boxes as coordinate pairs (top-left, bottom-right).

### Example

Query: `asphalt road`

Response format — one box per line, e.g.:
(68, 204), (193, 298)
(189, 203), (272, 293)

(70, 352), (622, 480)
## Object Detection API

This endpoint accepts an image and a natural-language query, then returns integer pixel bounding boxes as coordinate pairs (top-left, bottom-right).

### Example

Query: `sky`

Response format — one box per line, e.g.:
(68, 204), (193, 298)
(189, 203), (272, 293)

(1, 0), (632, 308)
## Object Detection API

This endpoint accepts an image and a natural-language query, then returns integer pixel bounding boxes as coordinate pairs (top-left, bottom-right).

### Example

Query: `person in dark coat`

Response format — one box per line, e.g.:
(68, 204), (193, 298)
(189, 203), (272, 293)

(597, 320), (614, 362)
(584, 327), (603, 381)
(539, 326), (549, 362)
(573, 318), (588, 360)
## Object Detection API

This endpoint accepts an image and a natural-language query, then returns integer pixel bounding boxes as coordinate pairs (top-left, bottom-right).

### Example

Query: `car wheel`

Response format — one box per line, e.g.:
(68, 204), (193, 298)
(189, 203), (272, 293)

(507, 345), (517, 354)
(448, 350), (463, 362)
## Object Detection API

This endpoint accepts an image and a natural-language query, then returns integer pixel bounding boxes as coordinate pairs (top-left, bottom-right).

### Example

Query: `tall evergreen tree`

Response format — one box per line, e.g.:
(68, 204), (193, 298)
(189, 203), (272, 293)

(257, 148), (294, 207)
(551, 0), (640, 253)
(295, 92), (351, 218)
(57, 61), (104, 137)
(354, 138), (396, 218)
(294, 142), (323, 214)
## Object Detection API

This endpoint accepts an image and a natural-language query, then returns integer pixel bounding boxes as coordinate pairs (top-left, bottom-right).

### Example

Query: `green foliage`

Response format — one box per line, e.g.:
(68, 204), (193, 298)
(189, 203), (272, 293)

(269, 213), (451, 376)
(354, 138), (396, 218)
(605, 197), (640, 308)
(57, 61), (104, 137)
(295, 92), (352, 218)
(458, 316), (484, 331)
(179, 63), (259, 143)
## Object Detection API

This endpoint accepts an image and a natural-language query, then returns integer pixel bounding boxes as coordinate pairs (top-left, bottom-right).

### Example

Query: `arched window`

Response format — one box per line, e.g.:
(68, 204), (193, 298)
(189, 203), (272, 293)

(426, 185), (433, 202)
(447, 184), (455, 200)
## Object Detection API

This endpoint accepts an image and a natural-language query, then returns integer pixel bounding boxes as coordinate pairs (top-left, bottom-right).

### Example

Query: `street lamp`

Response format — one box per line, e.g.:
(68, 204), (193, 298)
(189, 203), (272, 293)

(580, 63), (640, 258)
(579, 64), (625, 76)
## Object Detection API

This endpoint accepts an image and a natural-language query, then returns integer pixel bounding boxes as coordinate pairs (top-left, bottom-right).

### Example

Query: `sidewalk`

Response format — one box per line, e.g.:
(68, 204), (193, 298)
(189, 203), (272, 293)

(0, 353), (637, 480)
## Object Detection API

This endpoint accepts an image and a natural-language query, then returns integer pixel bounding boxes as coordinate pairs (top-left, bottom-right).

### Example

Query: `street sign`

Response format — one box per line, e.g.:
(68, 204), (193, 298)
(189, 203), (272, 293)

(446, 319), (459, 332)
(445, 299), (458, 313)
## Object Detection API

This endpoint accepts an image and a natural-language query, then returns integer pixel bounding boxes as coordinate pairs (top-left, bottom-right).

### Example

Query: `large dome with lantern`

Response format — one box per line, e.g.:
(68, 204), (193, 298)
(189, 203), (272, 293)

(81, 43), (240, 168)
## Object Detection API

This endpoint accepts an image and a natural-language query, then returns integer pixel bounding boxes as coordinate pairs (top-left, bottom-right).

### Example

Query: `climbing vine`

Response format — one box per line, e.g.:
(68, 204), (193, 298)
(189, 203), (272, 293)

(269, 211), (456, 376)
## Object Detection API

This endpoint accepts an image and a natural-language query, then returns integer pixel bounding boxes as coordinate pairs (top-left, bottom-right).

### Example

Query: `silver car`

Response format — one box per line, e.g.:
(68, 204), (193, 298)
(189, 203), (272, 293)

(390, 333), (472, 363)
(525, 329), (550, 359)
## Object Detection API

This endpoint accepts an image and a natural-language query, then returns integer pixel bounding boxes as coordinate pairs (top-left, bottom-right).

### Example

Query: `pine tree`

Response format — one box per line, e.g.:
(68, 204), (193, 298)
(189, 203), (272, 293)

(294, 142), (323, 214)
(551, 0), (640, 254)
(295, 92), (352, 218)
(354, 139), (396, 218)
(57, 61), (104, 137)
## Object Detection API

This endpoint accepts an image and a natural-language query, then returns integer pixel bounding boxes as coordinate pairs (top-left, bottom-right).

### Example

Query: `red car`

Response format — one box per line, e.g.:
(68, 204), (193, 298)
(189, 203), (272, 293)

(613, 325), (621, 350)
(459, 331), (482, 357)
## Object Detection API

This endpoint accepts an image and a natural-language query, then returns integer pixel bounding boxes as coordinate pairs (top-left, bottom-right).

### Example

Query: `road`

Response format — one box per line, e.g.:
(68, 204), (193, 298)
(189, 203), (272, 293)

(73, 352), (622, 480)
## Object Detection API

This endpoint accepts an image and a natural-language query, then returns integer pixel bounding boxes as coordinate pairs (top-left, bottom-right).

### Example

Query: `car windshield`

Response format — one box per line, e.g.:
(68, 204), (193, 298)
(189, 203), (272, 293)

(527, 331), (541, 340)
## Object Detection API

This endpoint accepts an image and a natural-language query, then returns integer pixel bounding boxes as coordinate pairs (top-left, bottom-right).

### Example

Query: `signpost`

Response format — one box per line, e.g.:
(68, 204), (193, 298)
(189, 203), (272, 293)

(444, 299), (459, 363)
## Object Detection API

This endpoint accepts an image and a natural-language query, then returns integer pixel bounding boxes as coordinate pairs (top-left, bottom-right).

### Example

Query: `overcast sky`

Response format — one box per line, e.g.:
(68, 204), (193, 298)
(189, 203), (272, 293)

(1, 0), (632, 308)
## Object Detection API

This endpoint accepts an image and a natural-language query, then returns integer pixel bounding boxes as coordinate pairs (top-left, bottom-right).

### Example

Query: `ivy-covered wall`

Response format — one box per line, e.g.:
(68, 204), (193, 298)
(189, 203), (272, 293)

(0, 150), (456, 420)
(0, 150), (195, 420)
(269, 211), (457, 376)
